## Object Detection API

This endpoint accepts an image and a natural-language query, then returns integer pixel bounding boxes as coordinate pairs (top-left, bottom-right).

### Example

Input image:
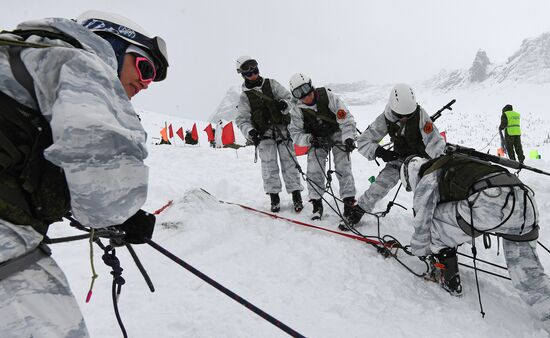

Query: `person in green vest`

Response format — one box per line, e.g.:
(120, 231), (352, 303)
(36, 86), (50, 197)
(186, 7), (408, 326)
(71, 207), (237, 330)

(499, 104), (525, 163)
(400, 154), (549, 332)
(343, 84), (445, 230)
(288, 73), (358, 221)
(234, 56), (304, 213)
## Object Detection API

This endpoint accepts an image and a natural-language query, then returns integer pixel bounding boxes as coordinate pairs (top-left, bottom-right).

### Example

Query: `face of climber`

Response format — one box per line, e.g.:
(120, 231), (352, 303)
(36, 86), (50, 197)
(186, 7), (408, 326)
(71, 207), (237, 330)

(119, 53), (155, 99)
(242, 68), (260, 81)
(300, 91), (316, 105)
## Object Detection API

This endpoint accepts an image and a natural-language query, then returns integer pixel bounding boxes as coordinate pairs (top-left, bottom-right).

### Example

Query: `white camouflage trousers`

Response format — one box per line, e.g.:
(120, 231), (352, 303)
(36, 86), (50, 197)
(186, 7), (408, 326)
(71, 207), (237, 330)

(431, 186), (550, 330)
(0, 221), (89, 338)
(258, 138), (303, 194)
(358, 160), (402, 212)
(306, 144), (356, 200)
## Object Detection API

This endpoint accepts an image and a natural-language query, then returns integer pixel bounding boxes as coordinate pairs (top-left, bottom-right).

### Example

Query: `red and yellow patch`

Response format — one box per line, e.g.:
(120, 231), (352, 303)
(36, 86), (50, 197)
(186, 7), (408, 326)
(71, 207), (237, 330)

(423, 121), (434, 134)
(336, 109), (347, 120)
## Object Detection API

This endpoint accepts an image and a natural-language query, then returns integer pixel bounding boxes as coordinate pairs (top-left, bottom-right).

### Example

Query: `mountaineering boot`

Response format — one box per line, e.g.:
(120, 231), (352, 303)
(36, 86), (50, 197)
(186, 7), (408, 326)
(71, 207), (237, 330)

(311, 199), (323, 220)
(432, 247), (462, 296)
(339, 204), (365, 231)
(343, 197), (356, 218)
(270, 193), (280, 212)
(292, 190), (303, 213)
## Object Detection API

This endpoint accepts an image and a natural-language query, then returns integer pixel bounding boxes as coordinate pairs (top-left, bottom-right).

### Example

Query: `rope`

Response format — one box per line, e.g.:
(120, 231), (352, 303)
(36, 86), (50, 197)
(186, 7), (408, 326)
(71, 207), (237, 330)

(145, 238), (305, 338)
(85, 229), (99, 303)
(101, 244), (128, 338)
(478, 132), (500, 152)
(469, 201), (486, 318)
(538, 241), (550, 254)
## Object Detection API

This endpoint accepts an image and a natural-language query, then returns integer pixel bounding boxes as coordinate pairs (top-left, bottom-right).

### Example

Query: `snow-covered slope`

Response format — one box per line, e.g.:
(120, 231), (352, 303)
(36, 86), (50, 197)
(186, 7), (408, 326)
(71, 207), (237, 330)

(47, 103), (550, 337)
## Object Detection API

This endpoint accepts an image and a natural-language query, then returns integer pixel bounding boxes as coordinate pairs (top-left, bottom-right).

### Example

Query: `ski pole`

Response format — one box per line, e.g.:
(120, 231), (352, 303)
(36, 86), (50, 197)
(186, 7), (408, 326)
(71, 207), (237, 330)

(125, 243), (155, 292)
(144, 238), (306, 338)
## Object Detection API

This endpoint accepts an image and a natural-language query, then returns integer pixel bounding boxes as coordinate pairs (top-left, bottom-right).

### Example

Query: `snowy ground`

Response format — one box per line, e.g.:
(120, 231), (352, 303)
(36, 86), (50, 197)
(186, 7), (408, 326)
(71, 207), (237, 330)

(47, 102), (550, 338)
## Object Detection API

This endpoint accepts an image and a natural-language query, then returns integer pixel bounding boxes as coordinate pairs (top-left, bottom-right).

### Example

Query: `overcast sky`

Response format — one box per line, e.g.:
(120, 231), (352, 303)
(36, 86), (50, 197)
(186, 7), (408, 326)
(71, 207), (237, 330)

(5, 0), (550, 119)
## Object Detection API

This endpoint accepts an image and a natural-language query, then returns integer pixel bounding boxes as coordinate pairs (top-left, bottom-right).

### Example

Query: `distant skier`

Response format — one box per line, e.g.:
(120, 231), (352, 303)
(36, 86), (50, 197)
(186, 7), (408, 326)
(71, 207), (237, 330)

(234, 57), (303, 212)
(288, 73), (357, 221)
(344, 84), (445, 229)
(0, 10), (163, 337)
(499, 104), (525, 163)
(401, 154), (550, 331)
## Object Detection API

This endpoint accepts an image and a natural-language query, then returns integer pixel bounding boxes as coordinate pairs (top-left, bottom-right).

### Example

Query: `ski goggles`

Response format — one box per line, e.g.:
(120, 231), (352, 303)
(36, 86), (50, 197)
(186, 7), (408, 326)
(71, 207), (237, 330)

(135, 56), (156, 84)
(291, 82), (314, 99)
(81, 18), (169, 82)
(241, 68), (259, 78)
(237, 59), (258, 74)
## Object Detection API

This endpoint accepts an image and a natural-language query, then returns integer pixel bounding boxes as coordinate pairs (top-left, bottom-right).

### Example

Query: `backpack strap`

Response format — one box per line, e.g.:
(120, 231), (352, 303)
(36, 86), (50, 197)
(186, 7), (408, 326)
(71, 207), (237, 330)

(8, 45), (38, 103)
(470, 172), (523, 195)
(0, 243), (51, 280)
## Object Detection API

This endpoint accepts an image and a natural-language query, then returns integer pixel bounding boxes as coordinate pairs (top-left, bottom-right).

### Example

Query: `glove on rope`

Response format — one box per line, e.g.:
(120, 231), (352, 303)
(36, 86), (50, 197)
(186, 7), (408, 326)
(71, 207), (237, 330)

(309, 135), (326, 148)
(115, 209), (156, 244)
(249, 129), (262, 147)
(275, 99), (288, 111)
(344, 138), (356, 153)
(375, 146), (399, 162)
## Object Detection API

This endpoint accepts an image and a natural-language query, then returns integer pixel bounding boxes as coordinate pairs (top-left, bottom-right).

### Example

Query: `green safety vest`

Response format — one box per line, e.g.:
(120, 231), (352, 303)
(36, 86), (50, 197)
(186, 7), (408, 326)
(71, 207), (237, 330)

(385, 112), (428, 158)
(504, 110), (521, 136)
(244, 79), (289, 134)
(301, 87), (340, 138)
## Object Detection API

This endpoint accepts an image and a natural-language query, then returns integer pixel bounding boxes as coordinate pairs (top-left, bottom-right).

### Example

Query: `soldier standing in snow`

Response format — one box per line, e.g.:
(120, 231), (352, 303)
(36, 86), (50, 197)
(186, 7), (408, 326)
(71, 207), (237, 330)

(344, 84), (445, 229)
(235, 57), (304, 212)
(499, 104), (525, 163)
(400, 154), (550, 331)
(0, 10), (166, 337)
(288, 73), (357, 221)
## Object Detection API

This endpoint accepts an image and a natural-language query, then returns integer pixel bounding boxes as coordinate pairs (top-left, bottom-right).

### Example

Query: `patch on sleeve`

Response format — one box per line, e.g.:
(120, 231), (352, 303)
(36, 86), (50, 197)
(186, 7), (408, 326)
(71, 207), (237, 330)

(423, 121), (433, 134)
(336, 109), (347, 120)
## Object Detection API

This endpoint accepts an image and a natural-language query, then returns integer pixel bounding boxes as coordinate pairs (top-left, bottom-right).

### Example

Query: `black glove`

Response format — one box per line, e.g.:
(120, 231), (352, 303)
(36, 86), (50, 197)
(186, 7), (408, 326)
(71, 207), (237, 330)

(375, 146), (399, 162)
(275, 99), (288, 111)
(344, 138), (356, 153)
(115, 209), (156, 244)
(309, 135), (324, 148)
(248, 129), (262, 147)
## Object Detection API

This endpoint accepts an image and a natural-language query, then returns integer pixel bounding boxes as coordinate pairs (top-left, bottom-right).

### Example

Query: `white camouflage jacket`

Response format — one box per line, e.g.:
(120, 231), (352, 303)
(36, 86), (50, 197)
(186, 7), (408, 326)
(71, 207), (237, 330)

(357, 104), (445, 160)
(0, 18), (148, 234)
(235, 78), (292, 139)
(288, 88), (356, 146)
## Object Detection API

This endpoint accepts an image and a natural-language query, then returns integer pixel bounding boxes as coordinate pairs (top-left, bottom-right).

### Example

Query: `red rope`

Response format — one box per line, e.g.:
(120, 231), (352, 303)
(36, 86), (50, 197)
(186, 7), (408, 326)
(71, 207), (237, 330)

(153, 200), (173, 215)
(224, 201), (383, 246)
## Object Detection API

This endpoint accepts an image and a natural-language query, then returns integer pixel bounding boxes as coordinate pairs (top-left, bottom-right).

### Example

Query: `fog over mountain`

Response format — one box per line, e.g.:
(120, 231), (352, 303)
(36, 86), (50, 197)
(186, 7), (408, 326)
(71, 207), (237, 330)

(210, 30), (550, 123)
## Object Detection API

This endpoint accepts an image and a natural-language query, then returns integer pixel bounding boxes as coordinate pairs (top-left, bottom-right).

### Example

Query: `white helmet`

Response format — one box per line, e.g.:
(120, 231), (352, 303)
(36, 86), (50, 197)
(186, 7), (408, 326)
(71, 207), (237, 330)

(400, 156), (429, 192)
(389, 83), (418, 115)
(235, 56), (258, 74)
(77, 10), (168, 81)
(289, 73), (314, 99)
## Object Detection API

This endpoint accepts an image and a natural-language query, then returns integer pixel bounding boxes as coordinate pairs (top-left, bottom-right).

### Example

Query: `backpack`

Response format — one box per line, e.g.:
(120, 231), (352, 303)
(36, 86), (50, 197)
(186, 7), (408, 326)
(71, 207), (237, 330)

(0, 30), (79, 234)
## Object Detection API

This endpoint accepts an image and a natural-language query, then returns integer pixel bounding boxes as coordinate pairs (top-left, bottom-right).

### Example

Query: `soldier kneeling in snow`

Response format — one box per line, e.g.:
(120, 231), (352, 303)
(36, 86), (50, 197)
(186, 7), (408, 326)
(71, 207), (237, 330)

(401, 154), (550, 331)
